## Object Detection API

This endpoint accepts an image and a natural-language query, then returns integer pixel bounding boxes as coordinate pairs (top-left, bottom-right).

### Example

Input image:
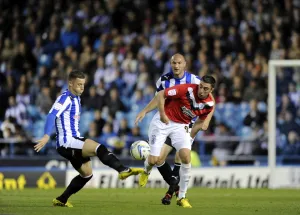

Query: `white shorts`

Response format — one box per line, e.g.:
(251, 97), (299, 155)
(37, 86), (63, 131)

(57, 136), (86, 149)
(148, 112), (192, 156)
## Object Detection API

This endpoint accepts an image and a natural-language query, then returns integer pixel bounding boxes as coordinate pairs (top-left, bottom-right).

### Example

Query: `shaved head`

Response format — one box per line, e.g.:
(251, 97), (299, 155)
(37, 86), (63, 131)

(171, 53), (185, 62)
(170, 53), (186, 78)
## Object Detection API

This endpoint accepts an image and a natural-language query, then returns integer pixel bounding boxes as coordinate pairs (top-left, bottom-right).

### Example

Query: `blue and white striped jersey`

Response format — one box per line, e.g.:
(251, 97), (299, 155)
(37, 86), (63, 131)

(48, 89), (81, 145)
(156, 71), (201, 93)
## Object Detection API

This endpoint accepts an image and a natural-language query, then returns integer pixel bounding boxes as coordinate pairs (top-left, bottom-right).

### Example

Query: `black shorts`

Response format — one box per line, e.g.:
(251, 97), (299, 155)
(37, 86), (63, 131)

(56, 137), (91, 170)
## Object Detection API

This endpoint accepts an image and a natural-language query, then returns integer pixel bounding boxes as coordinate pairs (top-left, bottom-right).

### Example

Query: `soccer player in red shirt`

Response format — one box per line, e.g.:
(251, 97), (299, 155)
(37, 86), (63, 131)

(135, 54), (214, 205)
(139, 75), (215, 208)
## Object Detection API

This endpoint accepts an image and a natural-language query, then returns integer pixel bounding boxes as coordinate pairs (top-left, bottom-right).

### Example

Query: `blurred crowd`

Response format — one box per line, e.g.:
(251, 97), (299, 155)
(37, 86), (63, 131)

(0, 0), (299, 164)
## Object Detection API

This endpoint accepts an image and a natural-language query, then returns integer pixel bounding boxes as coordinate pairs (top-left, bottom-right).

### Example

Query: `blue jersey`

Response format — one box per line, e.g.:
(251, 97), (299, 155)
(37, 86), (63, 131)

(155, 71), (201, 93)
(48, 89), (82, 146)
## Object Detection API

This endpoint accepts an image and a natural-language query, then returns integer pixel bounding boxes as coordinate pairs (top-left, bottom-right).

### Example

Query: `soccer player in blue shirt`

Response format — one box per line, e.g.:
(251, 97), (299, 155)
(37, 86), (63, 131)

(34, 70), (143, 207)
(135, 53), (214, 205)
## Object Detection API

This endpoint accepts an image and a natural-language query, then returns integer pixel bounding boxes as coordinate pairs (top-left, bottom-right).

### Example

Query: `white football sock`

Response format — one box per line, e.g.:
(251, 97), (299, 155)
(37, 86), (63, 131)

(178, 163), (191, 199)
(144, 157), (153, 174)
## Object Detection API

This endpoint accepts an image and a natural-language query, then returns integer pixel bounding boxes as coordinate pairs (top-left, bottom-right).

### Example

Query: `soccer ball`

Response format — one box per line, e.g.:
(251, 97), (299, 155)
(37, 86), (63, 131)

(130, 140), (150, 160)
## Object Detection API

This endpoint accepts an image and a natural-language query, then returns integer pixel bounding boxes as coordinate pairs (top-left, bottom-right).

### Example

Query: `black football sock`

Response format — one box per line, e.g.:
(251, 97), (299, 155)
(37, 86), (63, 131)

(165, 163), (181, 196)
(157, 161), (172, 185)
(166, 184), (179, 196)
(172, 163), (181, 181)
(96, 144), (128, 172)
(57, 174), (93, 203)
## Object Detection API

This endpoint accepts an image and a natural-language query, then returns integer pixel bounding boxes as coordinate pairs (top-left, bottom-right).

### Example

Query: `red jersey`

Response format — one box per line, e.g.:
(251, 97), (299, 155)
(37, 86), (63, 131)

(164, 84), (214, 124)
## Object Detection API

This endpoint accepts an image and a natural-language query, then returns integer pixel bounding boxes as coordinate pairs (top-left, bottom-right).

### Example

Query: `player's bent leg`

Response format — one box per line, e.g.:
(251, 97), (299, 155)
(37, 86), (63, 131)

(157, 144), (173, 165)
(172, 151), (182, 197)
(139, 155), (159, 187)
(143, 116), (168, 187)
(82, 139), (99, 157)
(173, 151), (182, 183)
(83, 139), (143, 179)
(54, 161), (93, 207)
(157, 144), (173, 184)
(157, 144), (176, 205)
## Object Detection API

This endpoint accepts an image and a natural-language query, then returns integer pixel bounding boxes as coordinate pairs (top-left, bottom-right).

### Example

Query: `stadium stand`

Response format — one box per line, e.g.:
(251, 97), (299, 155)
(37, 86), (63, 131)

(0, 0), (299, 166)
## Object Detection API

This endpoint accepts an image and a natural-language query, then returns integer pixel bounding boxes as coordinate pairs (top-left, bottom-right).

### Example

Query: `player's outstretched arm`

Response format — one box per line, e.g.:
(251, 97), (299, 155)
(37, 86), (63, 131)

(190, 118), (206, 139)
(34, 134), (50, 152)
(157, 91), (169, 124)
(201, 93), (215, 130)
(34, 113), (56, 152)
(135, 96), (158, 125)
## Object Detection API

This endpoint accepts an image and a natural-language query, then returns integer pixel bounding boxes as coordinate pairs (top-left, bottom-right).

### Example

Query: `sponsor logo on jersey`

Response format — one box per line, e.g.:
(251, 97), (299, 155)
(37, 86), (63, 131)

(168, 89), (177, 96)
(181, 106), (196, 118)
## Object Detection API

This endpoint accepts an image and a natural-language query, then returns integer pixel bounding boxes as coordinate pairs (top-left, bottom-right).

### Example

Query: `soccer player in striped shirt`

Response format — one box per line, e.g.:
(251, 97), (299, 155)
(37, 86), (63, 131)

(135, 53), (214, 205)
(34, 70), (143, 207)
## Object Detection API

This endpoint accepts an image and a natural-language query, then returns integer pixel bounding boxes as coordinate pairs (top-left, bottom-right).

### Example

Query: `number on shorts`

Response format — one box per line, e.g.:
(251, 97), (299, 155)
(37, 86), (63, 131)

(184, 126), (189, 133)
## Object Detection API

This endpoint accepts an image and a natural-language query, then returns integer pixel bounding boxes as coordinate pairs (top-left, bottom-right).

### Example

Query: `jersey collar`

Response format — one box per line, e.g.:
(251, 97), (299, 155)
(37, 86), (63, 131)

(67, 89), (77, 98)
(172, 71), (187, 80)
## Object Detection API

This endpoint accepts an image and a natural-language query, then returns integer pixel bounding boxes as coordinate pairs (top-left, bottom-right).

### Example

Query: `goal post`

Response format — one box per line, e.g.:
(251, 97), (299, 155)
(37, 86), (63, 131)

(268, 60), (300, 188)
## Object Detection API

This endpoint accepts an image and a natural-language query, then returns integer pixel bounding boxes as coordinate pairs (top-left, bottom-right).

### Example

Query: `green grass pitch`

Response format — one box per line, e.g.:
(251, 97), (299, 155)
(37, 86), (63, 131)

(1, 188), (300, 215)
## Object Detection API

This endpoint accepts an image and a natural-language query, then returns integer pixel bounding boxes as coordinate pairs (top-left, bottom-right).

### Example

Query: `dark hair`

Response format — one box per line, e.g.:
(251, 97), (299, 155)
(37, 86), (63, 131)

(68, 70), (85, 80)
(202, 75), (216, 88)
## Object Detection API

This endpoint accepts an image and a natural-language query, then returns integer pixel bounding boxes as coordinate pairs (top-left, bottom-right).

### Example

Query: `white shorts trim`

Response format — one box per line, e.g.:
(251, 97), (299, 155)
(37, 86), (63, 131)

(58, 136), (85, 149)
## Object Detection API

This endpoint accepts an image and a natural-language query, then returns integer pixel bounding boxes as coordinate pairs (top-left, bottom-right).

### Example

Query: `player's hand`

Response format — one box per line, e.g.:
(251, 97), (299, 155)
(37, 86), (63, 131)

(135, 110), (146, 125)
(160, 113), (169, 124)
(34, 135), (50, 152)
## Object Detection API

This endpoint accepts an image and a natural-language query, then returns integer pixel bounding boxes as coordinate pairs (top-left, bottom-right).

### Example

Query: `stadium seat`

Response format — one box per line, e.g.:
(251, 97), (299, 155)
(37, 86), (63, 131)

(239, 126), (253, 138)
(240, 102), (250, 112)
(38, 54), (52, 68)
(27, 105), (41, 120)
(79, 111), (95, 134)
(115, 111), (125, 121)
(32, 120), (46, 138)
(257, 102), (267, 113)
(126, 111), (139, 128)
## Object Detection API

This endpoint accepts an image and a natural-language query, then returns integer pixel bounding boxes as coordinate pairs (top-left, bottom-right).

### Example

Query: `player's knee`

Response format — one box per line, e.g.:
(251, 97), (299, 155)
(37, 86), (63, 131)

(79, 164), (93, 177)
(179, 152), (191, 164)
(148, 155), (159, 166)
(82, 139), (98, 157)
